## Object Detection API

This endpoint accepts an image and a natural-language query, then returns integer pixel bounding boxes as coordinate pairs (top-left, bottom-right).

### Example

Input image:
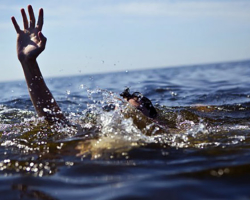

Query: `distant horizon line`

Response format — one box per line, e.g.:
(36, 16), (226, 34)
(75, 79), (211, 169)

(1, 58), (250, 83)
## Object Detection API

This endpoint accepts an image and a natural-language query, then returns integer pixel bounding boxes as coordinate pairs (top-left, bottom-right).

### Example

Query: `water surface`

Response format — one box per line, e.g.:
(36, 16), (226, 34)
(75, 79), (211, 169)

(1, 60), (250, 200)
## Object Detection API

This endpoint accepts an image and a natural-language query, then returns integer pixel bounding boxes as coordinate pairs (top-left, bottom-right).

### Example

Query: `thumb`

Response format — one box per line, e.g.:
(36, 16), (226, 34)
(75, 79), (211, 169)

(38, 31), (47, 48)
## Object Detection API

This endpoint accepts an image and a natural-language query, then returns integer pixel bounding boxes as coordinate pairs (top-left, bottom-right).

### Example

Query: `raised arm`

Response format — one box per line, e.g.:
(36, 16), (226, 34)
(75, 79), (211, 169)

(11, 5), (67, 124)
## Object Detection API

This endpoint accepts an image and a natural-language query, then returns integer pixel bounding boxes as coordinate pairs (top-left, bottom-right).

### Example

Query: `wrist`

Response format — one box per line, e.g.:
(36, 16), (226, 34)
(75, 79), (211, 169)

(19, 56), (38, 70)
(20, 58), (41, 75)
(19, 55), (37, 63)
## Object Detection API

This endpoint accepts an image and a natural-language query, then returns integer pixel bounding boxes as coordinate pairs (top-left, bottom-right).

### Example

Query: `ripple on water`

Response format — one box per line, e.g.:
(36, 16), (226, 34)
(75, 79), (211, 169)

(1, 61), (250, 199)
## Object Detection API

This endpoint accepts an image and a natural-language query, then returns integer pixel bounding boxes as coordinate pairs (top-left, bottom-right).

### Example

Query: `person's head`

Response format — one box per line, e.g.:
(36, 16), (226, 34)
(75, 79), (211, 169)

(120, 88), (157, 119)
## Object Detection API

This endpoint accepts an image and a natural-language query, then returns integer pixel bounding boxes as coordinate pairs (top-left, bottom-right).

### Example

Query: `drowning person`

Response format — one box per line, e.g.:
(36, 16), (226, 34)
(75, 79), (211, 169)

(11, 5), (158, 127)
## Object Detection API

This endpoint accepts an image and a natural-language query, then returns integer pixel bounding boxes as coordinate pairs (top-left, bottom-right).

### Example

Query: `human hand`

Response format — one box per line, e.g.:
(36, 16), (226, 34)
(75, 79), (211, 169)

(11, 5), (46, 62)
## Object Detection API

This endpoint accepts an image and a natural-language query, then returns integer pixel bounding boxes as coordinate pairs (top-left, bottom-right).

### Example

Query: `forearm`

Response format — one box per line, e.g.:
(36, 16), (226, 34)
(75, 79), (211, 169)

(21, 59), (66, 124)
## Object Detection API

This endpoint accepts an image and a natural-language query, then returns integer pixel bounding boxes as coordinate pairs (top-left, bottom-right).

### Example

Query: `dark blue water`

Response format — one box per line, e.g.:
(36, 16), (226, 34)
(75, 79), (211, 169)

(1, 60), (250, 200)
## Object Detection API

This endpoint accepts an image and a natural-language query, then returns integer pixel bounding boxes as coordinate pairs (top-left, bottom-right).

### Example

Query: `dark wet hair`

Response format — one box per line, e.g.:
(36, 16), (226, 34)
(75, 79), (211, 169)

(120, 88), (143, 100)
(120, 88), (133, 99)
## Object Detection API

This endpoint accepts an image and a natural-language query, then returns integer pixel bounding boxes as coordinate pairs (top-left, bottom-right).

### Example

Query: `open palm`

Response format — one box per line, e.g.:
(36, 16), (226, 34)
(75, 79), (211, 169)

(11, 5), (46, 61)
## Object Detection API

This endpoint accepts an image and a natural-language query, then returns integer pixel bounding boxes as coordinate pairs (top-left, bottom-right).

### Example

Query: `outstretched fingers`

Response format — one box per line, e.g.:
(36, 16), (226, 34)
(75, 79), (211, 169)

(36, 8), (44, 31)
(28, 5), (36, 28)
(11, 17), (21, 33)
(13, 6), (44, 32)
(21, 8), (28, 29)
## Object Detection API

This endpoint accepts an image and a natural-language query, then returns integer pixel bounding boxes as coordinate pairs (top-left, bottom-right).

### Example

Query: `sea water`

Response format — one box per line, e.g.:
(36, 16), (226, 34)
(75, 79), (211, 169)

(0, 60), (250, 199)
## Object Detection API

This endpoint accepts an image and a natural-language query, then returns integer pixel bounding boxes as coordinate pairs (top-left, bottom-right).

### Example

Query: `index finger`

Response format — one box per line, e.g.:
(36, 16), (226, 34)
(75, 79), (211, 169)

(11, 16), (21, 33)
(36, 8), (44, 31)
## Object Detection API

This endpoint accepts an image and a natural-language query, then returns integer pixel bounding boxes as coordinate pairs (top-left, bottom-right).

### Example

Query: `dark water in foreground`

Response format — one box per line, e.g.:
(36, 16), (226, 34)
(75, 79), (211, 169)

(1, 60), (250, 200)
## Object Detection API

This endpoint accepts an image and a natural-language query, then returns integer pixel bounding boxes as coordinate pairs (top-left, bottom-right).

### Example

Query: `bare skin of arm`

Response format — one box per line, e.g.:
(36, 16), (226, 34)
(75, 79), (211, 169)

(11, 5), (67, 124)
